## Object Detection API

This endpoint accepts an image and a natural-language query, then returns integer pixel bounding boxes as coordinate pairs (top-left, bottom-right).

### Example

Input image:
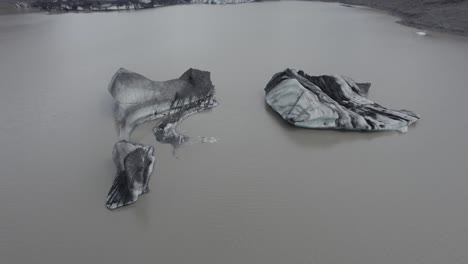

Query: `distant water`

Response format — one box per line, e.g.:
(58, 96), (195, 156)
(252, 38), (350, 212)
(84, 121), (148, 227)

(0, 2), (37, 15)
(0, 2), (15, 14)
(1, 2), (468, 264)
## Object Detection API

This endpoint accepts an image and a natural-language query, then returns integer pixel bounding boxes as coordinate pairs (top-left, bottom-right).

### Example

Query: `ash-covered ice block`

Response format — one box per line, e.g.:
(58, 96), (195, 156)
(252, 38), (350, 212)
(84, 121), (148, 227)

(264, 69), (419, 132)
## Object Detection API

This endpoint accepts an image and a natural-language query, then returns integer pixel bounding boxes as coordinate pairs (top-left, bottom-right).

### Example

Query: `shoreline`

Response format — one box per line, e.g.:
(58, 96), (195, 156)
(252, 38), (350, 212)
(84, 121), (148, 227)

(0, 0), (255, 14)
(310, 0), (468, 36)
(2, 0), (467, 36)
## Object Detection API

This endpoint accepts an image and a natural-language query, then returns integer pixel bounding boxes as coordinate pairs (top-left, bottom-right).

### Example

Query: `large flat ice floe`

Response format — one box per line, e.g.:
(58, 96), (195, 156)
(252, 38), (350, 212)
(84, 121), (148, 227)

(106, 68), (217, 209)
(265, 69), (419, 132)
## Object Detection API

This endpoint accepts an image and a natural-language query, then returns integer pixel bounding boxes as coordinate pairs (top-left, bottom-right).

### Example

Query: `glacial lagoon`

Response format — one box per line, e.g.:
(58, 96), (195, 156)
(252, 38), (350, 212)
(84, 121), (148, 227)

(1, 2), (468, 263)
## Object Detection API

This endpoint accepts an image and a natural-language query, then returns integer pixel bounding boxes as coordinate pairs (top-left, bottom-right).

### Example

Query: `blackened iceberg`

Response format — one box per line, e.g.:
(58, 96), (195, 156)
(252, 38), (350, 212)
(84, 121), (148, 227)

(265, 69), (419, 132)
(108, 68), (217, 140)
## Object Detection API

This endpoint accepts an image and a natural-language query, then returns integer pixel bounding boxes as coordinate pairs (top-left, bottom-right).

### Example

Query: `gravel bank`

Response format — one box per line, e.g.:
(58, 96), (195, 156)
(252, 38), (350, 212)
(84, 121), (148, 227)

(316, 0), (468, 36)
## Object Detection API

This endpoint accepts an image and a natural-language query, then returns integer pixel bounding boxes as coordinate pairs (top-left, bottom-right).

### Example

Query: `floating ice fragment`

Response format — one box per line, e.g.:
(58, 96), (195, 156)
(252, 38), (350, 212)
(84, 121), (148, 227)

(264, 69), (419, 132)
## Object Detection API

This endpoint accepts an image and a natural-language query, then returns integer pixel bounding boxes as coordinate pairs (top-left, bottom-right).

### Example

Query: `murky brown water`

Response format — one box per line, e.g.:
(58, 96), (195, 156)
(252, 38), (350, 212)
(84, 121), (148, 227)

(1, 2), (468, 263)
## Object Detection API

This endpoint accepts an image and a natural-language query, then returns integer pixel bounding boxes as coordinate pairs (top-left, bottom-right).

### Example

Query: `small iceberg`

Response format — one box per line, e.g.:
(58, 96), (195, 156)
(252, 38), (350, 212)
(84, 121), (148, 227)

(106, 141), (155, 210)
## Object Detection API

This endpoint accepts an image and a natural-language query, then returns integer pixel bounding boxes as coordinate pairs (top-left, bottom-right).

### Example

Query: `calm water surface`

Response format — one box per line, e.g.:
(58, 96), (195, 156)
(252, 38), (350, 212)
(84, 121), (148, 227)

(1, 2), (468, 264)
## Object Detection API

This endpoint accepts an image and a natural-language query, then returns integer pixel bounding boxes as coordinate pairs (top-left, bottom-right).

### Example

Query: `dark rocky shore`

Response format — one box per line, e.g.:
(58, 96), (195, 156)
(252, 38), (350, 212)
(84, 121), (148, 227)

(315, 0), (468, 36)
